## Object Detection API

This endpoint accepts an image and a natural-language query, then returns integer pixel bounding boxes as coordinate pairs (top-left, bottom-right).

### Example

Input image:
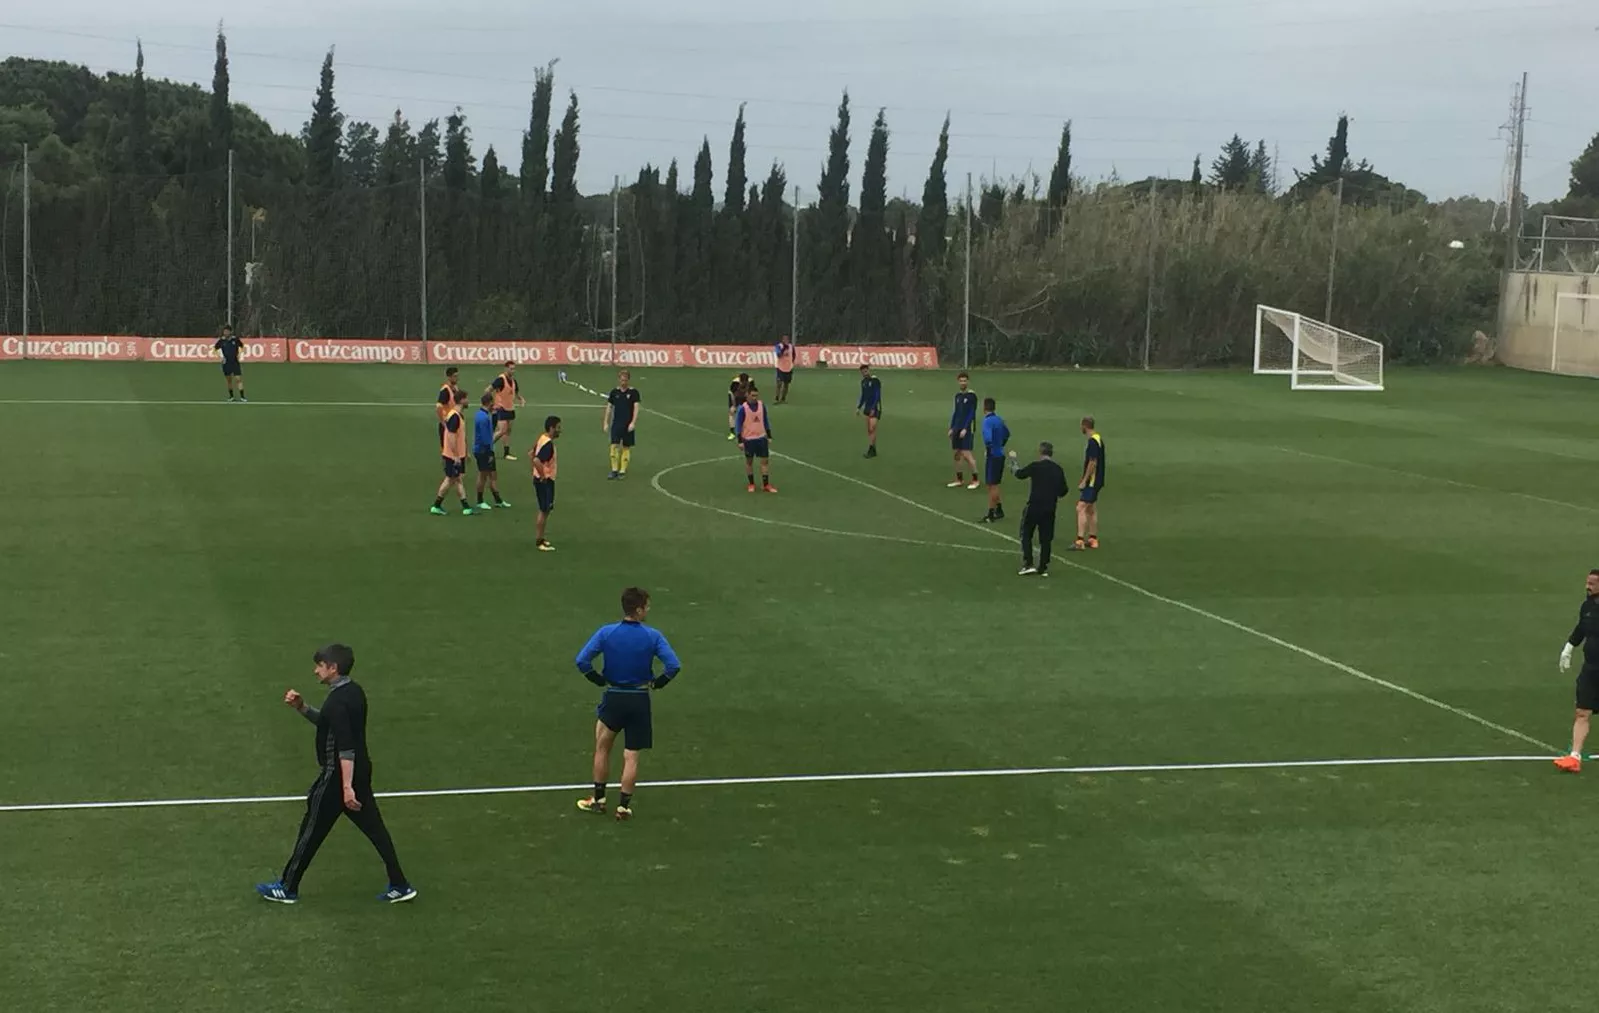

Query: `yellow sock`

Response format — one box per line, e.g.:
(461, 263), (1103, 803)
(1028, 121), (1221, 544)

(619, 448), (632, 473)
(609, 446), (620, 472)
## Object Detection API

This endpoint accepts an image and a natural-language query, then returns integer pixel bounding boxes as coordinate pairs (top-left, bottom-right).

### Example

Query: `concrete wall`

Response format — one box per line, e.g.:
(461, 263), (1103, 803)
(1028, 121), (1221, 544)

(1499, 271), (1599, 375)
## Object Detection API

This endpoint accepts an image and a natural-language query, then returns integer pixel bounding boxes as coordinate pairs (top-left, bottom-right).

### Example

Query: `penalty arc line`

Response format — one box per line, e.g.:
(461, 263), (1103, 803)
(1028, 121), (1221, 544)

(625, 397), (1557, 755)
(0, 754), (1551, 814)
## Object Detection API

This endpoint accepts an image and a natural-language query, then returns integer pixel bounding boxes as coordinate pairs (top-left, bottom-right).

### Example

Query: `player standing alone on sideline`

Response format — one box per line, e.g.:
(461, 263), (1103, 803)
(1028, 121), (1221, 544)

(472, 393), (508, 510)
(604, 369), (642, 480)
(215, 325), (246, 402)
(980, 398), (1010, 523)
(1008, 442), (1069, 576)
(1068, 416), (1106, 551)
(773, 336), (796, 403)
(530, 415), (561, 552)
(489, 361), (525, 460)
(1555, 569), (1599, 771)
(857, 363), (883, 458)
(255, 643), (416, 905)
(737, 386), (777, 493)
(432, 390), (474, 516)
(727, 372), (751, 440)
(947, 371), (980, 489)
(575, 587), (683, 821)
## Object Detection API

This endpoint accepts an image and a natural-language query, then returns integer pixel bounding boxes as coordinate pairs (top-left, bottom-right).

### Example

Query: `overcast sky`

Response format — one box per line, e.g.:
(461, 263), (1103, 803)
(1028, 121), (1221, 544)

(4, 0), (1595, 202)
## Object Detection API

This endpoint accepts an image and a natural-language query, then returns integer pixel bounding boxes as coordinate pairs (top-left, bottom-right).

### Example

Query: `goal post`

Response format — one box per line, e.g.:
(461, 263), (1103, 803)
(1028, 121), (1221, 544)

(1551, 293), (1599, 378)
(1253, 304), (1384, 391)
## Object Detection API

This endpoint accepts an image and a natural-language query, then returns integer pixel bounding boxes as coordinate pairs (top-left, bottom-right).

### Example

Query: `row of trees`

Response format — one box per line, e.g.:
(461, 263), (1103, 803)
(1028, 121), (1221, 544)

(3, 28), (1573, 362)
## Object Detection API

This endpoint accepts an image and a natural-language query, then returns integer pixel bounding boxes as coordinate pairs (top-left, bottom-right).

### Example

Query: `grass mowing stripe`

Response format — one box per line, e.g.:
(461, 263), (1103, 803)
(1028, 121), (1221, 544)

(0, 754), (1549, 813)
(627, 397), (1558, 755)
(650, 456), (1010, 556)
(1273, 444), (1599, 516)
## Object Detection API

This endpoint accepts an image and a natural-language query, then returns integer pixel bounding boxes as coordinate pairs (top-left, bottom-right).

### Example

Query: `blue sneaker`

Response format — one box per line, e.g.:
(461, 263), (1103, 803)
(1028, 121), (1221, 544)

(379, 884), (419, 904)
(256, 881), (298, 904)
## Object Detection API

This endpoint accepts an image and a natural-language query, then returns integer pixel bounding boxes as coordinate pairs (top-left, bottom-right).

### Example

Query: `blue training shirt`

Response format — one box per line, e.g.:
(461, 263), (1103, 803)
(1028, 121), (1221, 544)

(575, 619), (682, 691)
(472, 408), (495, 455)
(982, 413), (1010, 459)
(950, 391), (978, 432)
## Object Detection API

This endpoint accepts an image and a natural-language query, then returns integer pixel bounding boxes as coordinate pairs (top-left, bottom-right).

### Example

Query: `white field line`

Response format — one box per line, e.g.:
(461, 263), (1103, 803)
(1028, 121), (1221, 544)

(0, 754), (1548, 814)
(0, 398), (601, 409)
(650, 457), (1010, 556)
(627, 398), (1556, 754)
(1272, 445), (1599, 516)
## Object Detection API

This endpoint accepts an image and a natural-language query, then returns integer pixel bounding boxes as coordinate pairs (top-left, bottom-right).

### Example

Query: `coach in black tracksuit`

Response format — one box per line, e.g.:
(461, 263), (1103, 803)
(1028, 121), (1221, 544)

(1008, 442), (1070, 577)
(256, 643), (415, 904)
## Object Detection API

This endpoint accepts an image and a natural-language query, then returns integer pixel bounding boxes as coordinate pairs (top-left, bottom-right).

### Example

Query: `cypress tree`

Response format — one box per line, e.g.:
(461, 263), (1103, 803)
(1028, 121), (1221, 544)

(520, 63), (555, 203)
(376, 110), (414, 185)
(305, 49), (344, 187)
(416, 119), (442, 184)
(853, 109), (891, 339)
(1248, 140), (1273, 195)
(481, 146), (502, 199)
(443, 109), (475, 191)
(1043, 120), (1072, 235)
(210, 24), (232, 164)
(915, 115), (950, 264)
(128, 41), (151, 173)
(1190, 155), (1202, 195)
(724, 104), (748, 215)
(344, 121), (380, 187)
(812, 91), (852, 337)
(547, 91), (582, 325)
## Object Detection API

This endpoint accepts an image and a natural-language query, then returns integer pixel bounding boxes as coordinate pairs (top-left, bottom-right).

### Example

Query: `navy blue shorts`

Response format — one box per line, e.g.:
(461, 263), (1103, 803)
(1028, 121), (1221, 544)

(742, 437), (770, 460)
(221, 362), (241, 376)
(493, 409), (516, 423)
(862, 407), (881, 420)
(610, 428), (636, 448)
(443, 456), (465, 479)
(951, 432), (974, 452)
(775, 370), (793, 384)
(985, 457), (1006, 486)
(474, 450), (497, 473)
(597, 690), (653, 750)
(1080, 486), (1100, 504)
(534, 479), (556, 513)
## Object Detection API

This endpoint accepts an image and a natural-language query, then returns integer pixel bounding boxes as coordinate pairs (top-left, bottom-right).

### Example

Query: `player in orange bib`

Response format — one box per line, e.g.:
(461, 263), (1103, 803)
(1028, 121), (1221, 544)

(529, 415), (562, 551)
(773, 337), (795, 403)
(736, 387), (776, 493)
(488, 361), (525, 460)
(431, 389), (474, 516)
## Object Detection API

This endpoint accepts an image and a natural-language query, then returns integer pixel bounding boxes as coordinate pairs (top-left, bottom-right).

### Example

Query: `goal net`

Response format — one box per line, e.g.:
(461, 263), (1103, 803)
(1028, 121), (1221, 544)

(1254, 305), (1384, 391)
(1551, 293), (1599, 378)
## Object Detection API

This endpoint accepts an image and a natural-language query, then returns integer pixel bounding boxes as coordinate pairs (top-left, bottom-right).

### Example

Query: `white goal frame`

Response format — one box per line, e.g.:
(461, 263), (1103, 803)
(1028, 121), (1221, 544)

(1253, 304), (1384, 391)
(1551, 293), (1599, 375)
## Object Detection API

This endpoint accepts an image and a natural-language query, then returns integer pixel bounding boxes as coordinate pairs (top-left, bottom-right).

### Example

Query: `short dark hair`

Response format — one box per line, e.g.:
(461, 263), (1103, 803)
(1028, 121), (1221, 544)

(983, 397), (996, 411)
(544, 414), (561, 432)
(221, 324), (233, 333)
(738, 372), (750, 381)
(313, 643), (355, 676)
(1082, 415), (1095, 429)
(454, 389), (468, 404)
(1590, 569), (1599, 578)
(445, 367), (459, 378)
(1039, 441), (1054, 457)
(480, 392), (493, 407)
(957, 371), (969, 380)
(858, 364), (870, 372)
(504, 360), (514, 368)
(621, 586), (650, 615)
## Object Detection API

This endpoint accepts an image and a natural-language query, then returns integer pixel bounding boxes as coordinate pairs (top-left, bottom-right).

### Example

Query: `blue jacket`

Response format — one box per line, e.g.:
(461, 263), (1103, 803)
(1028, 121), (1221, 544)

(472, 408), (495, 455)
(576, 619), (682, 691)
(982, 413), (1010, 459)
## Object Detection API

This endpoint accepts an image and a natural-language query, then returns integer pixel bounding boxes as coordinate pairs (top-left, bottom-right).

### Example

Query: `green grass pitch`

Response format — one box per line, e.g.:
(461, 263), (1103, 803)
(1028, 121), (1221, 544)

(1, 360), (1595, 1012)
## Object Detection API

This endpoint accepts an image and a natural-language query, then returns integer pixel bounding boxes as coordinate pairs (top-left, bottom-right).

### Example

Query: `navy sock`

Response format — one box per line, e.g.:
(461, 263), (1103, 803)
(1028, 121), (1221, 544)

(619, 792), (632, 809)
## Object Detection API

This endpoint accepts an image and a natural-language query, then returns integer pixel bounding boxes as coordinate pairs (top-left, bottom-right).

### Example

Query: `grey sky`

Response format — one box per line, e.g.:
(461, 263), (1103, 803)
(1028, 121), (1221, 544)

(6, 0), (1595, 202)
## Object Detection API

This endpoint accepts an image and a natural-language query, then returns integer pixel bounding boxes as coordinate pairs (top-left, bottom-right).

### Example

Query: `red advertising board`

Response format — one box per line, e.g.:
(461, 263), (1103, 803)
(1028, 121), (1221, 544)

(0, 336), (940, 368)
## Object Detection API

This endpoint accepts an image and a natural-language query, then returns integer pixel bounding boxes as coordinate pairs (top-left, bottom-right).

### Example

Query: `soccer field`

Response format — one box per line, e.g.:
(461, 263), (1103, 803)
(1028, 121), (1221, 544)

(2, 359), (1594, 1012)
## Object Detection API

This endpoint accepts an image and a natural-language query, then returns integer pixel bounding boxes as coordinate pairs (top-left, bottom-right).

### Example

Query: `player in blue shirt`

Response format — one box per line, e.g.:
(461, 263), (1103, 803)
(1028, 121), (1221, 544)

(980, 397), (1010, 523)
(856, 364), (883, 458)
(215, 325), (246, 402)
(471, 393), (508, 510)
(947, 371), (980, 489)
(575, 587), (683, 821)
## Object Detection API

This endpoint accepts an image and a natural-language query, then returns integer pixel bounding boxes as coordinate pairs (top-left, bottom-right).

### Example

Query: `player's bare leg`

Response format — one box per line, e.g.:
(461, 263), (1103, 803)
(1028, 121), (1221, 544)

(1085, 502), (1099, 548)
(761, 458), (775, 493)
(985, 483), (1002, 521)
(579, 722), (619, 812)
(866, 416), (878, 456)
(536, 509), (550, 543)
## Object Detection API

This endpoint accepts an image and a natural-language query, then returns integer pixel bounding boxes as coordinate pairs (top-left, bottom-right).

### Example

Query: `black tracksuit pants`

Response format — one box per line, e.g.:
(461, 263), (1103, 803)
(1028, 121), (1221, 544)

(280, 767), (408, 893)
(1019, 504), (1058, 570)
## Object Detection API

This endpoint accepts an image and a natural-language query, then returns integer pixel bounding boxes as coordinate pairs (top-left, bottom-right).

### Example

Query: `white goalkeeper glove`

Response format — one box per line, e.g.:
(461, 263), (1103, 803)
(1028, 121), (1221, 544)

(1561, 643), (1574, 672)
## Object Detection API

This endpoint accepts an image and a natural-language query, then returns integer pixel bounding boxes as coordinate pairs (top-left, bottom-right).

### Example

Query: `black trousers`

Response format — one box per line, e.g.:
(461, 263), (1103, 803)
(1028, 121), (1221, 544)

(280, 768), (408, 892)
(1019, 504), (1058, 570)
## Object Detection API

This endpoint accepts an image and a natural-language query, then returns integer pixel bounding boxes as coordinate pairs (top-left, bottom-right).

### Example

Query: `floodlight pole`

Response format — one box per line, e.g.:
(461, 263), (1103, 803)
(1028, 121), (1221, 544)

(963, 172), (972, 371)
(20, 143), (29, 342)
(226, 148), (235, 328)
(790, 186), (800, 346)
(1325, 176), (1344, 324)
(419, 157), (428, 343)
(611, 175), (619, 358)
